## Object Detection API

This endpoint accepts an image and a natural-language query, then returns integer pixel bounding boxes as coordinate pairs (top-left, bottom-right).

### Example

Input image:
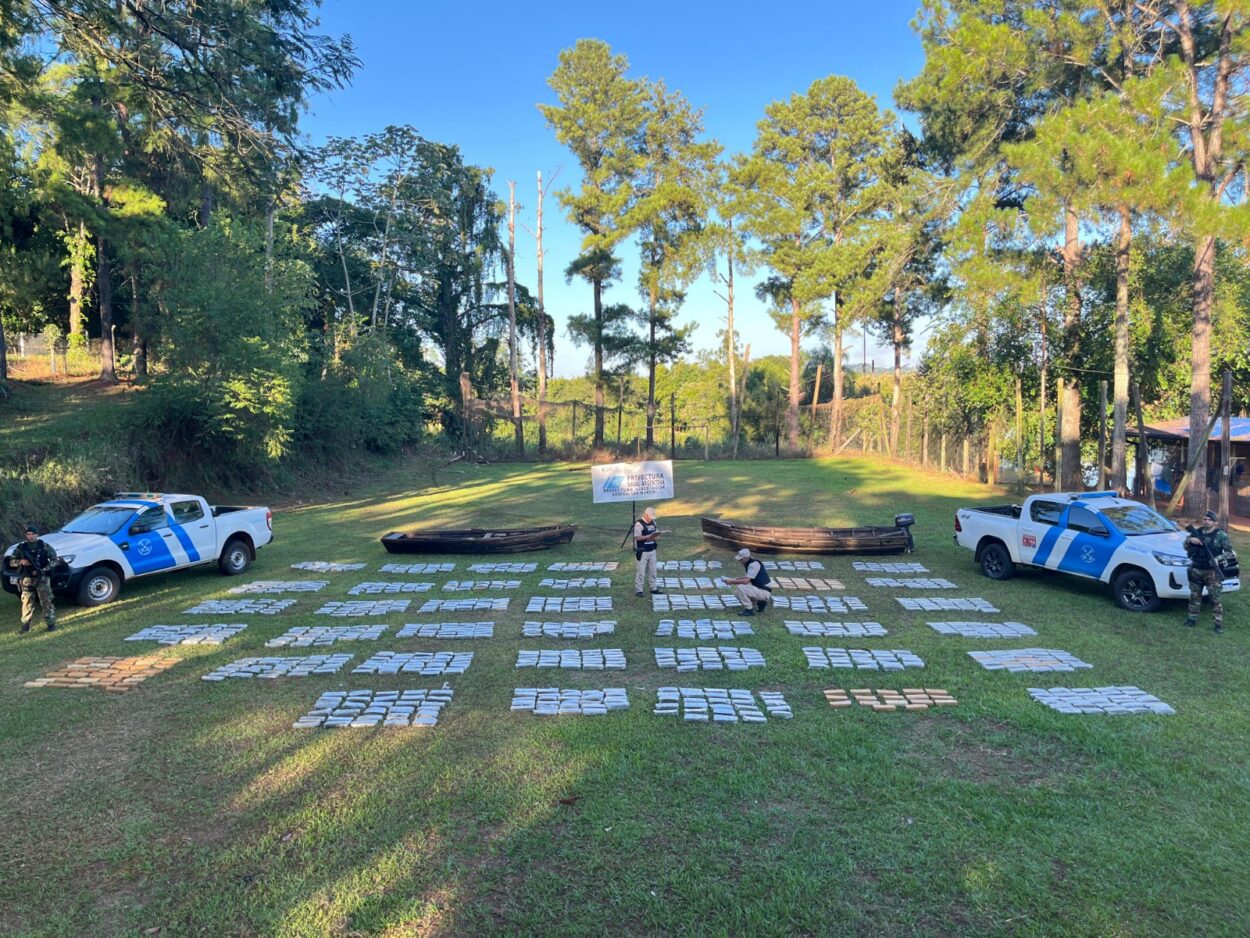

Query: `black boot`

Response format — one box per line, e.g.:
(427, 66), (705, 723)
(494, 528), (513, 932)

(19, 624), (29, 633)
(46, 623), (56, 632)
(1184, 618), (1196, 628)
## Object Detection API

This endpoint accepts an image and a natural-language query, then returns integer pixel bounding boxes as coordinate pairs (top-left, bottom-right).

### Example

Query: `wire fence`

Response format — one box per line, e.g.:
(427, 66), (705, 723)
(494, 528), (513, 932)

(5, 333), (103, 380)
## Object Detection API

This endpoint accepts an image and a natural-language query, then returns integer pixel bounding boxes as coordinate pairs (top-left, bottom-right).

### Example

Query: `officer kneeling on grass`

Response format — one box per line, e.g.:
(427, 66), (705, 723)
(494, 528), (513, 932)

(1184, 510), (1233, 634)
(4, 524), (58, 633)
(725, 547), (772, 616)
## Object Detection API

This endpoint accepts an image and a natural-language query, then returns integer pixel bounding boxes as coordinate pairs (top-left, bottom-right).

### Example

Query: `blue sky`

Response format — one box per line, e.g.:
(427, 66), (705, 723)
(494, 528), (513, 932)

(301, 0), (929, 377)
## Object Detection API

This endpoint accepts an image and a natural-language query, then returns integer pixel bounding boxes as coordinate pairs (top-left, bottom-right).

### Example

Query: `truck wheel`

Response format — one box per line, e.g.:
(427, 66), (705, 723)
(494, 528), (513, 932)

(76, 567), (120, 607)
(979, 542), (1015, 580)
(1112, 568), (1160, 613)
(218, 539), (252, 576)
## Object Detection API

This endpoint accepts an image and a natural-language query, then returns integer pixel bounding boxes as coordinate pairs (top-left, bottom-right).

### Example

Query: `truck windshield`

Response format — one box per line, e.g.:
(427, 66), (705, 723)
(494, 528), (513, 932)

(62, 506), (136, 535)
(1100, 505), (1177, 536)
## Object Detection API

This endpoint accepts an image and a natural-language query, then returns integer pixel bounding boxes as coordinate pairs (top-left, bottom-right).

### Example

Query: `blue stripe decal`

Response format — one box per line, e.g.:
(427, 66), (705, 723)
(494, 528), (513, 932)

(1031, 523), (1066, 567)
(169, 522), (200, 563)
(1056, 505), (1127, 579)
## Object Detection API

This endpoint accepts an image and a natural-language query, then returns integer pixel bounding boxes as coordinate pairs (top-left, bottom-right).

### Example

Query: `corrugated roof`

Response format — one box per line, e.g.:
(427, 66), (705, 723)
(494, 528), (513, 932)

(1128, 416), (1250, 443)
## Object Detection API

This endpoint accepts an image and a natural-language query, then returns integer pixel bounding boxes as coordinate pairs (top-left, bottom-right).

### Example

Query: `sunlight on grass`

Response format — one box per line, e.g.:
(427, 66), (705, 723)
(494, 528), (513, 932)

(0, 456), (1246, 935)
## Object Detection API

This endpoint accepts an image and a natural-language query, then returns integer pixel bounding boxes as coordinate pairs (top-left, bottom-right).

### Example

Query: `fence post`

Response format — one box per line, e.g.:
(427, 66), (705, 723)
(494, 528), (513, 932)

(922, 414), (929, 468)
(571, 401), (578, 454)
(940, 433), (947, 472)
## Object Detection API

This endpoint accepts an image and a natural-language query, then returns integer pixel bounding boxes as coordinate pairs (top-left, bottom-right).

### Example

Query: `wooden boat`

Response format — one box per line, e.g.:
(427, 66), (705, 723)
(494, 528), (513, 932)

(381, 524), (576, 555)
(701, 516), (914, 555)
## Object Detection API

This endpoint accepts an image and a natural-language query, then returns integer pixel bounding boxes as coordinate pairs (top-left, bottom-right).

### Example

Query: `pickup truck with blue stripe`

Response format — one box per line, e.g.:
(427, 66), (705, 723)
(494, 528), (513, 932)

(3, 493), (273, 607)
(954, 492), (1240, 612)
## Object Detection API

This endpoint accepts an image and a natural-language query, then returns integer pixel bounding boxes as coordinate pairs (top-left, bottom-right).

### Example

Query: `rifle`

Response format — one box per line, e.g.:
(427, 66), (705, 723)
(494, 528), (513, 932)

(1186, 526), (1237, 581)
(13, 542), (51, 580)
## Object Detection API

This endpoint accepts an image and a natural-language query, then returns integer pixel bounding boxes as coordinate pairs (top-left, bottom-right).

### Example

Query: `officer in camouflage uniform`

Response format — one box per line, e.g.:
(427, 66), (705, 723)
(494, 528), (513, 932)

(1184, 510), (1233, 634)
(5, 525), (58, 632)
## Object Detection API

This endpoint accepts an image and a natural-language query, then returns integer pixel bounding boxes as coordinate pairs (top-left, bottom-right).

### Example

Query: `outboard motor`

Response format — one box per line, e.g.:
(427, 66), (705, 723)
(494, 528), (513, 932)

(894, 513), (916, 553)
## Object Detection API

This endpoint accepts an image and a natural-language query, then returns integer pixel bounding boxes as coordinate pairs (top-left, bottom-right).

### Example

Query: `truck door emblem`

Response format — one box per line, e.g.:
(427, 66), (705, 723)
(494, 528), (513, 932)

(137, 539), (153, 557)
(1023, 535), (1036, 548)
(1080, 546), (1095, 563)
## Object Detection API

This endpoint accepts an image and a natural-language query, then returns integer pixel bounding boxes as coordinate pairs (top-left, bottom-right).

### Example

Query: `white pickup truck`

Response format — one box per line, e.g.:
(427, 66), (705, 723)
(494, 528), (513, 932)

(954, 491), (1239, 612)
(3, 492), (273, 607)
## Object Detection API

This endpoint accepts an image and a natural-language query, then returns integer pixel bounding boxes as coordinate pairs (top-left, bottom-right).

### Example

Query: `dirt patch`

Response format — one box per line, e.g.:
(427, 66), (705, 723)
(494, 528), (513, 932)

(901, 718), (1089, 789)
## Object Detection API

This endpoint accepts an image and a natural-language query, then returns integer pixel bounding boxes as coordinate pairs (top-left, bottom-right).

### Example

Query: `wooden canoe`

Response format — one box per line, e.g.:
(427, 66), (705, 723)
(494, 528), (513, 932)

(701, 517), (913, 555)
(381, 524), (576, 555)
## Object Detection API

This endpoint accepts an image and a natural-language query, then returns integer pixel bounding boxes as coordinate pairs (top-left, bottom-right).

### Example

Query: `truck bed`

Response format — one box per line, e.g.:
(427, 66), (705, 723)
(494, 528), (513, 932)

(969, 504), (1022, 519)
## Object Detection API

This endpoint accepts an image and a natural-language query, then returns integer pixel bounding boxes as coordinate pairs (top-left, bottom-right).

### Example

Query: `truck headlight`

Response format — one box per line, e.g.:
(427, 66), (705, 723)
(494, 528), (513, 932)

(59, 555), (75, 566)
(1153, 552), (1189, 566)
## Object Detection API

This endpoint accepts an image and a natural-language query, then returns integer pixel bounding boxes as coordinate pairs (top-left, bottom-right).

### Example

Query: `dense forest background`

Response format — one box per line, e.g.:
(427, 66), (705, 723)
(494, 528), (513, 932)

(1, 1), (1247, 520)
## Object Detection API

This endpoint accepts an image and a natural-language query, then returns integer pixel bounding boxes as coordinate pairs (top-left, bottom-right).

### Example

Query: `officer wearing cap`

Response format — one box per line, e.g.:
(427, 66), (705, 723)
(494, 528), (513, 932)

(724, 548), (772, 616)
(5, 524), (58, 632)
(1184, 510), (1233, 633)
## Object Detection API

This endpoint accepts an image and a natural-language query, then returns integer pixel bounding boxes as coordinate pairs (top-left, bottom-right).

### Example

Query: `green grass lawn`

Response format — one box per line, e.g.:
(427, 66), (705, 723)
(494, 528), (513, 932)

(1, 457), (1247, 937)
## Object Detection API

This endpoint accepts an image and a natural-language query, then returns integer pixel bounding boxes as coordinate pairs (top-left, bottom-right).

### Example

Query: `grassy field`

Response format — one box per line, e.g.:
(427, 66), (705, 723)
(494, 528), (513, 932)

(0, 457), (1247, 937)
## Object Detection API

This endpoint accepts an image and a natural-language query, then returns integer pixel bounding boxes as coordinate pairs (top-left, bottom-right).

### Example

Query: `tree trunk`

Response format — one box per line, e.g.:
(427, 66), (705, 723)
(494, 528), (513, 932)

(536, 171), (548, 454)
(890, 312), (903, 456)
(0, 312), (8, 381)
(91, 103), (116, 383)
(264, 202), (275, 294)
(68, 221), (88, 338)
(1110, 206), (1131, 493)
(725, 232), (739, 459)
(1059, 204), (1082, 489)
(646, 284), (657, 448)
(199, 178), (213, 228)
(786, 296), (801, 450)
(1187, 233), (1215, 514)
(829, 318), (845, 449)
(1098, 380), (1107, 489)
(737, 345), (750, 458)
(1039, 312), (1048, 486)
(130, 270), (146, 381)
(593, 277), (605, 447)
(507, 183), (523, 456)
(1054, 383), (1064, 493)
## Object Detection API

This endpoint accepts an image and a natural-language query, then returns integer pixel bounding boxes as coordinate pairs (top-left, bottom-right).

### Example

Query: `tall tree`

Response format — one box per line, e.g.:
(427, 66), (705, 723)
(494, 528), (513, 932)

(735, 75), (895, 450)
(1157, 2), (1250, 511)
(898, 0), (1102, 489)
(709, 194), (754, 458)
(540, 39), (647, 447)
(506, 180), (523, 455)
(627, 79), (720, 446)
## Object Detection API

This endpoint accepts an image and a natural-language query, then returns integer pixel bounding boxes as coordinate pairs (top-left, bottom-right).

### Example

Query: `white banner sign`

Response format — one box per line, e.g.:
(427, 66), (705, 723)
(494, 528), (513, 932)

(591, 460), (675, 504)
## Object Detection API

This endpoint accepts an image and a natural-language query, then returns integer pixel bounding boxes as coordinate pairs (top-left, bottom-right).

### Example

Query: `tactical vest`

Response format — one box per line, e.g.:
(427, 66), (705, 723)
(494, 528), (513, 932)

(749, 560), (771, 591)
(637, 519), (658, 553)
(15, 541), (54, 578)
(1190, 528), (1227, 570)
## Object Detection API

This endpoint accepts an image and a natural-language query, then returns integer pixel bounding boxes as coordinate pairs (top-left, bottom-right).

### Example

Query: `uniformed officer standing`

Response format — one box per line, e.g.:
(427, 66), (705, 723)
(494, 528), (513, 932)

(633, 506), (664, 597)
(724, 548), (772, 616)
(5, 525), (58, 632)
(1184, 510), (1233, 633)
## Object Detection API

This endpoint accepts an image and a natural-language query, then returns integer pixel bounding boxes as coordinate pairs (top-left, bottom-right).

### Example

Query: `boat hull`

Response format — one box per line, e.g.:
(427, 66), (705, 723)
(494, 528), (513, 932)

(381, 525), (576, 554)
(701, 517), (911, 555)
